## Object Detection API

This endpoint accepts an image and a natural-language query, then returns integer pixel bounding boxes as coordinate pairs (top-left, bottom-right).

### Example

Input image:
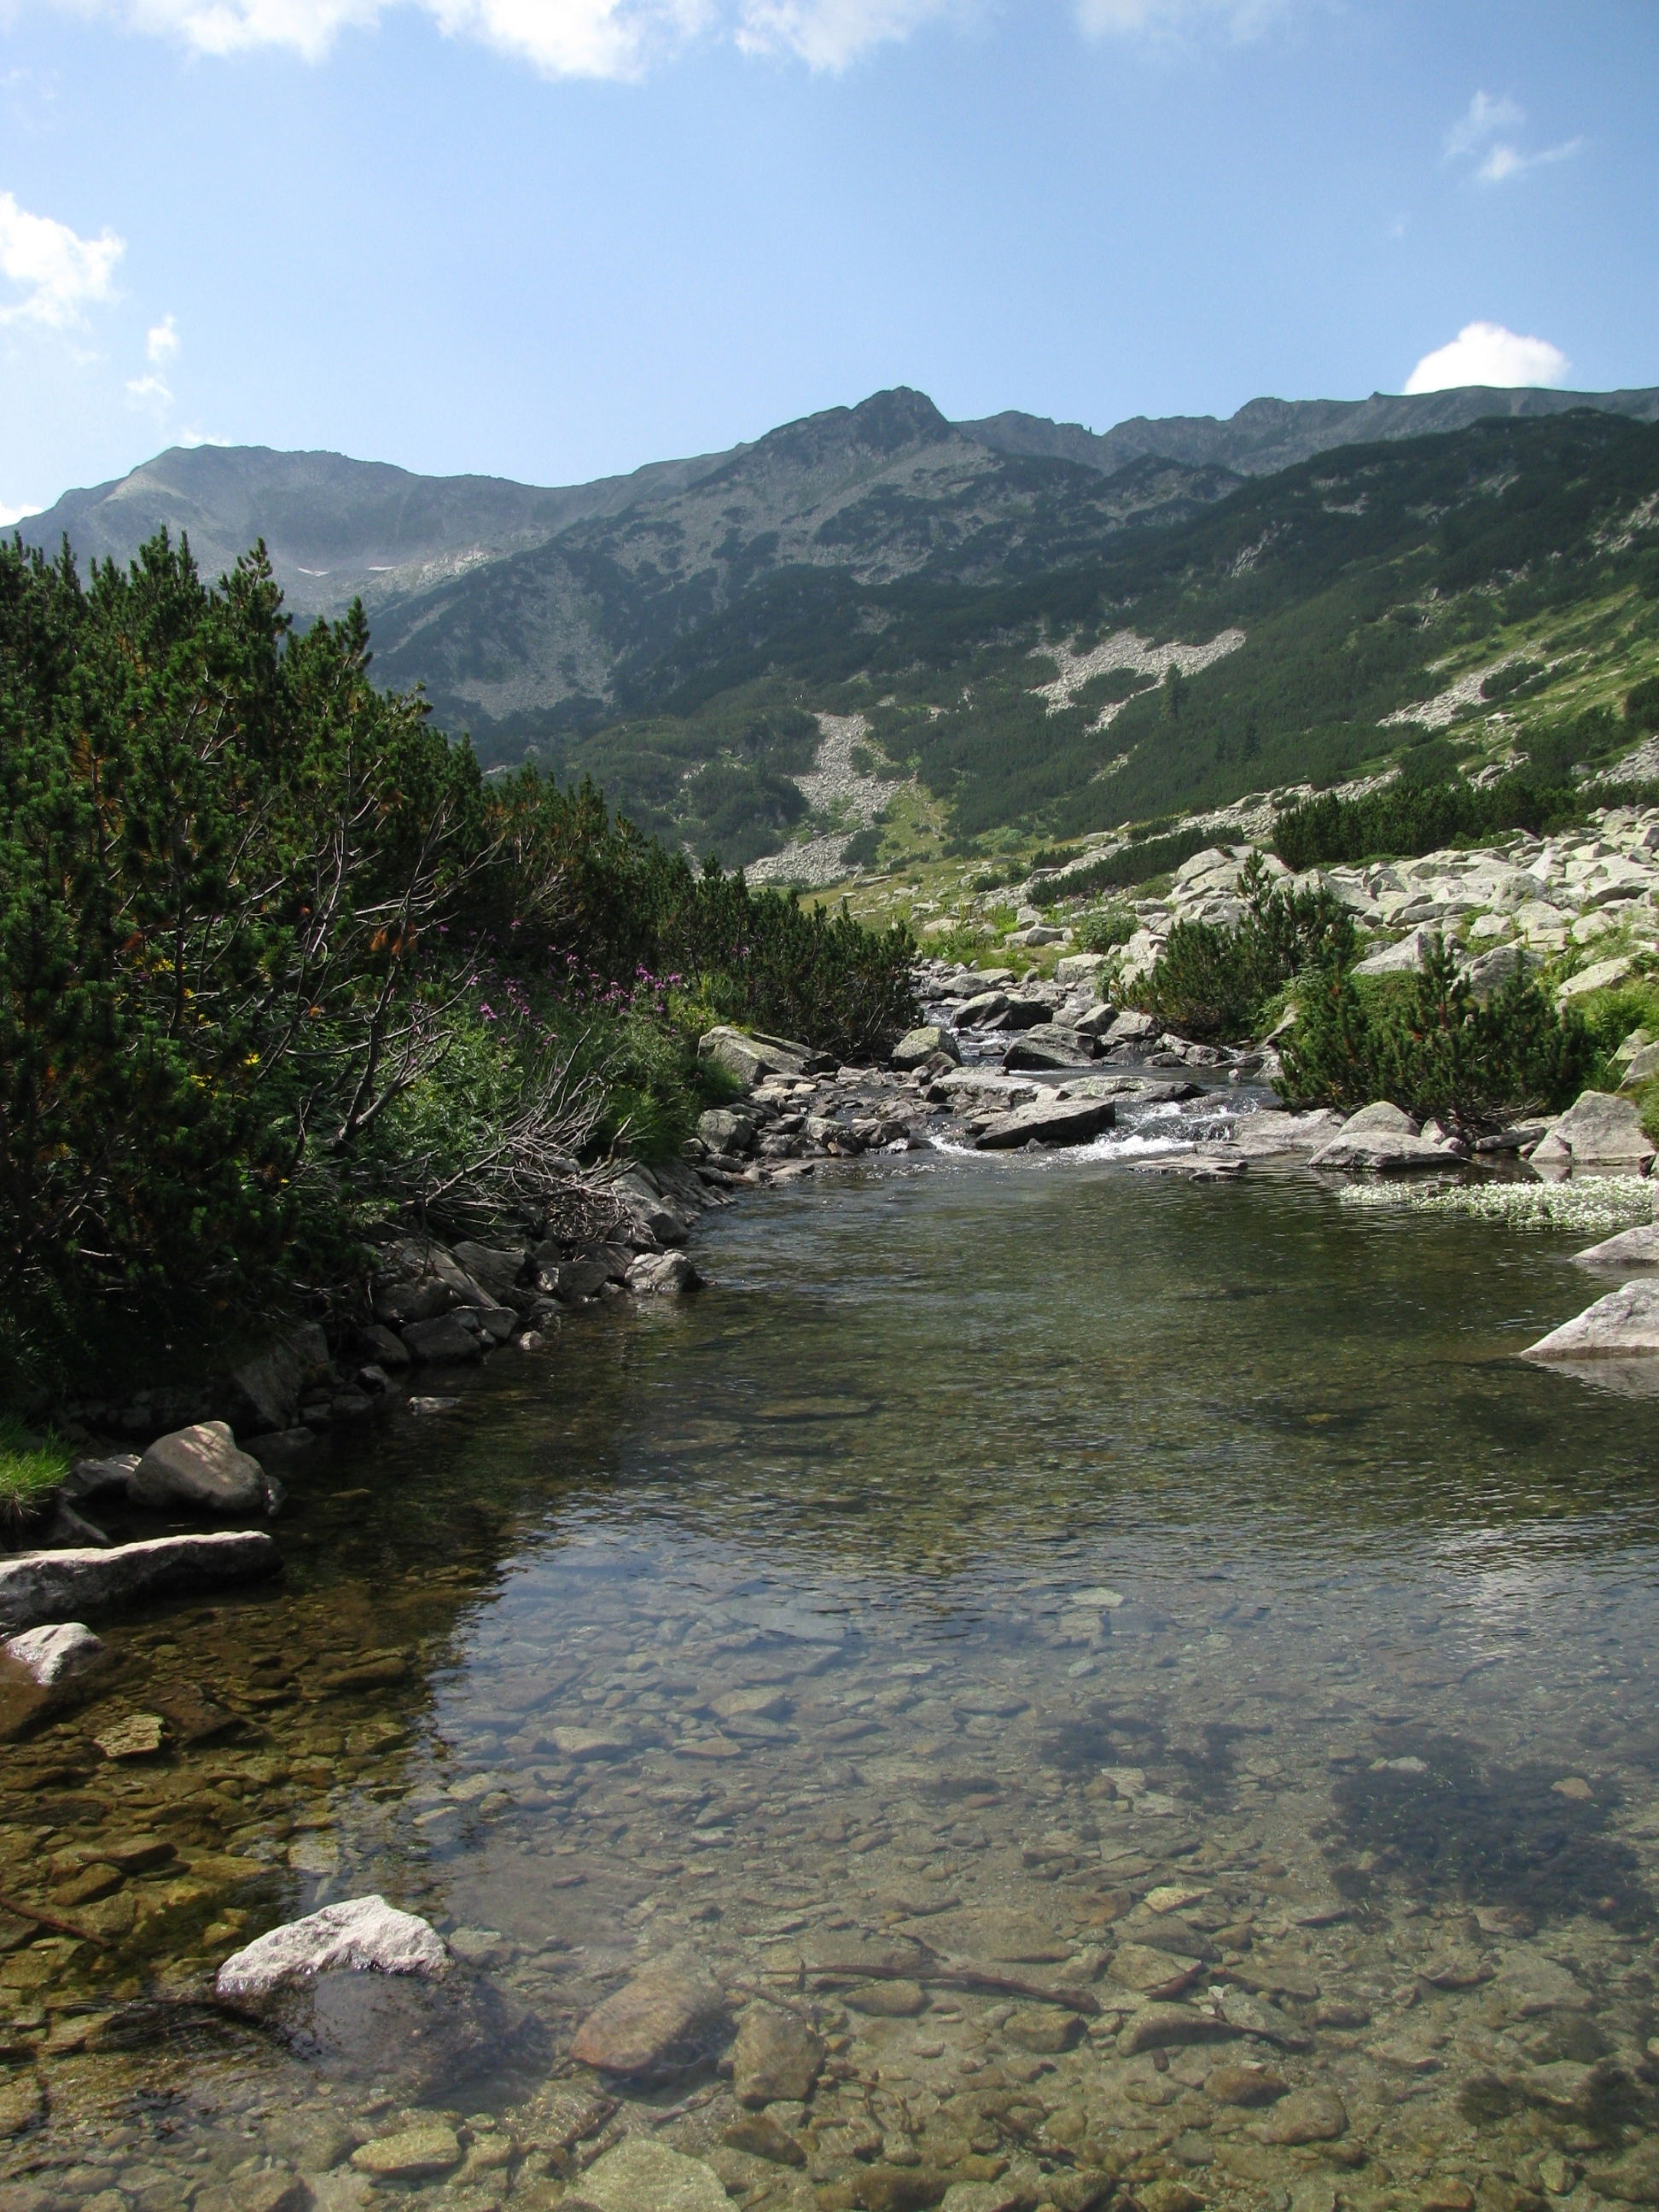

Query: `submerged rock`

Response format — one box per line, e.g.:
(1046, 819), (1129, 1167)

(733, 2001), (824, 2105)
(1523, 1278), (1659, 1362)
(0, 1530), (278, 1631)
(568, 2138), (730, 2212)
(570, 1948), (727, 2080)
(130, 1421), (269, 1513)
(217, 1896), (517, 2096)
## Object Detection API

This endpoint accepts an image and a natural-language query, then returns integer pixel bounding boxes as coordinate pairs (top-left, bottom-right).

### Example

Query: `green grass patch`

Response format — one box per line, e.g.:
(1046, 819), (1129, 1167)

(0, 1417), (71, 1524)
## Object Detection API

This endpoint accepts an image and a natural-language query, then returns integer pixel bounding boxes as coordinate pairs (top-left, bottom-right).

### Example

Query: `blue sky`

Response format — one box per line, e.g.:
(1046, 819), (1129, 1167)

(2, 0), (1656, 518)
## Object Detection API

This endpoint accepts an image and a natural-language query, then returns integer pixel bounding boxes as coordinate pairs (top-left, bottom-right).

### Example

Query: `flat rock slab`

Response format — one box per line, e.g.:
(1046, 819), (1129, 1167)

(1523, 1278), (1659, 1363)
(569, 2139), (729, 2212)
(570, 1951), (726, 2079)
(1573, 1223), (1659, 1268)
(973, 1097), (1116, 1151)
(0, 1531), (278, 1632)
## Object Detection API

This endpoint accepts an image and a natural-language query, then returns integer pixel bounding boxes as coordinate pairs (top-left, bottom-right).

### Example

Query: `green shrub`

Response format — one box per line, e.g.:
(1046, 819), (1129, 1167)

(1133, 858), (1356, 1041)
(0, 532), (917, 1400)
(1272, 774), (1580, 870)
(1076, 905), (1137, 954)
(1626, 675), (1659, 735)
(1045, 825), (1217, 901)
(1278, 935), (1597, 1131)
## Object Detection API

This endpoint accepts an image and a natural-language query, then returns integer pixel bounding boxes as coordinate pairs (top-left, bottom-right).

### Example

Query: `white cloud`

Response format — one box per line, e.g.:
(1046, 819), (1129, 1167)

(1444, 89), (1522, 160)
(0, 498), (44, 527)
(1075, 0), (1288, 36)
(0, 190), (124, 328)
(1444, 89), (1581, 188)
(736, 0), (956, 69)
(145, 311), (179, 364)
(1404, 321), (1571, 396)
(42, 0), (978, 71)
(126, 370), (173, 405)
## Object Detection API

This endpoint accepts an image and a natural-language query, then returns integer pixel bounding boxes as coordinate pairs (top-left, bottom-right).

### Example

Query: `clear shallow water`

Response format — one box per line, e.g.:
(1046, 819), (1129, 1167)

(8, 1153), (1659, 2212)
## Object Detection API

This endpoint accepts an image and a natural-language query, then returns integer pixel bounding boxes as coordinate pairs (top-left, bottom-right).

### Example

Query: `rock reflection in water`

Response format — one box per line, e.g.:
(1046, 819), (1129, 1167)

(6, 1157), (1659, 2212)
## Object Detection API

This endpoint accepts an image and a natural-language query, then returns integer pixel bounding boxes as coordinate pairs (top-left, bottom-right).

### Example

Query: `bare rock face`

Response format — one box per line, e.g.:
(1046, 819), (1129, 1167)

(0, 1531), (278, 1632)
(1524, 1278), (1659, 1363)
(217, 1896), (520, 2096)
(733, 2002), (824, 2107)
(570, 1949), (727, 2081)
(130, 1422), (268, 1513)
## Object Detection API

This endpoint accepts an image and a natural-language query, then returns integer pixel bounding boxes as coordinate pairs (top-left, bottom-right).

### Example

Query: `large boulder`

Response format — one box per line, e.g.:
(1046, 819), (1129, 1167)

(401, 1313), (487, 1365)
(1557, 954), (1637, 1004)
(570, 1950), (727, 2081)
(1101, 1010), (1158, 1048)
(1464, 942), (1537, 1001)
(973, 1097), (1116, 1151)
(626, 1252), (702, 1296)
(0, 1531), (278, 1631)
(449, 1242), (528, 1302)
(698, 1027), (806, 1088)
(1340, 1101), (1420, 1136)
(1204, 1109), (1345, 1159)
(1354, 927), (1435, 975)
(1530, 1091), (1656, 1168)
(1002, 1026), (1095, 1071)
(217, 1897), (517, 2096)
(1054, 952), (1114, 990)
(1307, 1129), (1454, 1171)
(891, 1025), (961, 1072)
(1573, 1224), (1659, 1269)
(130, 1421), (270, 1513)
(1523, 1279), (1659, 1363)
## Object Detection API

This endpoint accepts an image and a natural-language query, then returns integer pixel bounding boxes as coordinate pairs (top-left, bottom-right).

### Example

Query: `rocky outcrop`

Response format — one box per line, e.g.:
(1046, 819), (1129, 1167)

(0, 1530), (278, 1630)
(1307, 1103), (1458, 1171)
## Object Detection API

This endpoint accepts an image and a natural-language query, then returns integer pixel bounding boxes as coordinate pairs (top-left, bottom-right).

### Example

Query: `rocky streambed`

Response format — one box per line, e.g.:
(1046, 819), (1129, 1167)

(7, 1028), (1659, 2212)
